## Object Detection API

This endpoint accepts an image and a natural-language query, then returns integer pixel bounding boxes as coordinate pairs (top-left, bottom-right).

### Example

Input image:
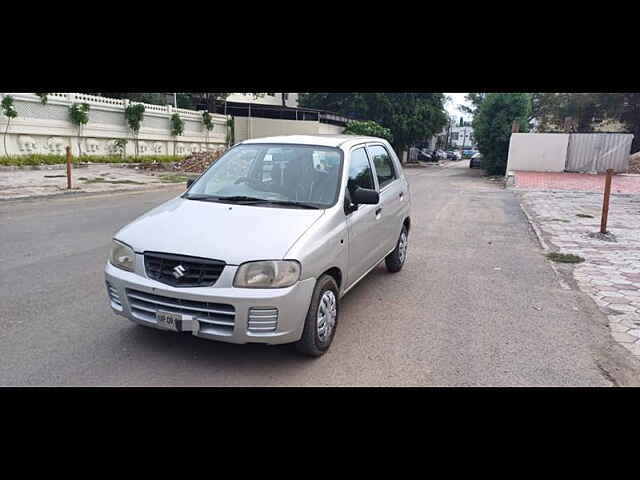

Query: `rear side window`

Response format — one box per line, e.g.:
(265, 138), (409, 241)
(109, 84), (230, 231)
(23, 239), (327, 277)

(368, 145), (397, 188)
(348, 148), (374, 191)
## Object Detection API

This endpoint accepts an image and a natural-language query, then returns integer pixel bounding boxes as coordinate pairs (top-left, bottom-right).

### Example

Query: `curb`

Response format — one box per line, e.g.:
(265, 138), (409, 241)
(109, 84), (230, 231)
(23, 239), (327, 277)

(518, 195), (571, 290)
(0, 183), (186, 204)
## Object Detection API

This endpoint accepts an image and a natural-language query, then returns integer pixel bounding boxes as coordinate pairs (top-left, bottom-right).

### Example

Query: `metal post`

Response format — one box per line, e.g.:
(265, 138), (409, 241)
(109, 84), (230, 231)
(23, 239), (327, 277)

(65, 146), (72, 189)
(600, 168), (614, 234)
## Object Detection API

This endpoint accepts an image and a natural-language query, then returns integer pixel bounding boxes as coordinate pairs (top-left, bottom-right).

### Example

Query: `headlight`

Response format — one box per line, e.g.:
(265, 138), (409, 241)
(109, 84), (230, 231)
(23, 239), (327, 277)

(109, 240), (135, 272)
(233, 260), (301, 288)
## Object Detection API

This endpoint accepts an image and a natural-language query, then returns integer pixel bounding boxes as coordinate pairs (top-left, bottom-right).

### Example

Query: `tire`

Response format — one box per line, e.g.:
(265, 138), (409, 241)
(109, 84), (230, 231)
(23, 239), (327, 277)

(294, 274), (340, 357)
(385, 225), (408, 273)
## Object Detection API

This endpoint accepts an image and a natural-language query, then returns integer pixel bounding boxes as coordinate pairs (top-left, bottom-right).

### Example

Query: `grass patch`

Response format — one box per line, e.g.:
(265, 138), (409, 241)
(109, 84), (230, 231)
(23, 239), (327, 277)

(82, 177), (145, 185)
(0, 154), (186, 166)
(546, 252), (585, 263)
(158, 174), (189, 183)
(576, 213), (594, 218)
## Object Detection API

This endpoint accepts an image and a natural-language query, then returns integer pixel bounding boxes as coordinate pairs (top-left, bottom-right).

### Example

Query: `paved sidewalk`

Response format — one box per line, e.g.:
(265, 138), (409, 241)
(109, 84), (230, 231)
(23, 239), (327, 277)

(0, 164), (187, 201)
(514, 171), (640, 194)
(519, 190), (640, 360)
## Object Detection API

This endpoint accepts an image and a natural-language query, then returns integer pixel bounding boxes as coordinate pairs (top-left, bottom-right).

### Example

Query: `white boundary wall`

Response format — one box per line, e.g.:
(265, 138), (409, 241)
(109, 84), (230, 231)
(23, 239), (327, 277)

(234, 116), (344, 142)
(506, 133), (569, 173)
(0, 93), (229, 157)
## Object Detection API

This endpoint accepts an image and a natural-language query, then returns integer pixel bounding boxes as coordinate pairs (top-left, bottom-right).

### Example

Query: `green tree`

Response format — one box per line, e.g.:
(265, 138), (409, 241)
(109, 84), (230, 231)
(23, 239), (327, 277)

(472, 93), (531, 175)
(170, 113), (184, 155)
(343, 120), (393, 142)
(2, 95), (18, 157)
(299, 93), (447, 156)
(68, 102), (90, 156)
(530, 93), (640, 152)
(596, 93), (640, 153)
(124, 103), (145, 157)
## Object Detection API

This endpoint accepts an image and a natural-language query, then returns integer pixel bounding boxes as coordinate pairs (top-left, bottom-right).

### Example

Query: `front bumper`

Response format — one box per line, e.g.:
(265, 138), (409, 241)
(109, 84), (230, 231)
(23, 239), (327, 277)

(105, 261), (316, 345)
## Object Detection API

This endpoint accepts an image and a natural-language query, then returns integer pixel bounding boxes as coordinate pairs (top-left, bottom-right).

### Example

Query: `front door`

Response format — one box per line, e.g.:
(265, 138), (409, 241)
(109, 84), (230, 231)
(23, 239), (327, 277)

(344, 147), (383, 288)
(366, 144), (404, 255)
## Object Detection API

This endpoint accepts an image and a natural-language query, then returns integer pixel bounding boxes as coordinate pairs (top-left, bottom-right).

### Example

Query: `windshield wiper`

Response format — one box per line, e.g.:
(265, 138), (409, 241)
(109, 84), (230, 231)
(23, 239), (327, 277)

(183, 193), (221, 201)
(185, 194), (320, 209)
(217, 196), (321, 209)
(258, 200), (321, 209)
(215, 195), (267, 202)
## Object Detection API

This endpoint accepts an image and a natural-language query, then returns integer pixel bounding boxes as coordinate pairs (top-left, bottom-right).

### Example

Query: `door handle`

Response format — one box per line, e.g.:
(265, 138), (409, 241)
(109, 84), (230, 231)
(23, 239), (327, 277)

(375, 207), (382, 215)
(399, 192), (404, 200)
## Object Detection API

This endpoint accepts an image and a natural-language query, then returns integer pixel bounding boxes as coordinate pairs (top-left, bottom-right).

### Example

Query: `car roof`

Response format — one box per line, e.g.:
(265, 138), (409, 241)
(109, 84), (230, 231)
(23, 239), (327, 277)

(239, 134), (386, 149)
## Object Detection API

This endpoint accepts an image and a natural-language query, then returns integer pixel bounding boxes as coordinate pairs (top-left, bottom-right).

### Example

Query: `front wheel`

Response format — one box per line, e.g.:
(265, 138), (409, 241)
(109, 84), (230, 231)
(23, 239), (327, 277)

(385, 225), (408, 273)
(294, 274), (340, 357)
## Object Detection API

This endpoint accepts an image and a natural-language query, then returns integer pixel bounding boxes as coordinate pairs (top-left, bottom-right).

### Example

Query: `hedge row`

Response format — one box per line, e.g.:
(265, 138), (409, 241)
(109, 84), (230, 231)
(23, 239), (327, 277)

(0, 154), (186, 166)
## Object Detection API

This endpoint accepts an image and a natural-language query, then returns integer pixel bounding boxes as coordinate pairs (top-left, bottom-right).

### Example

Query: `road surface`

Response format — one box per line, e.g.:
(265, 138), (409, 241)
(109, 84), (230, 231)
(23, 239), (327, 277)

(1, 162), (638, 385)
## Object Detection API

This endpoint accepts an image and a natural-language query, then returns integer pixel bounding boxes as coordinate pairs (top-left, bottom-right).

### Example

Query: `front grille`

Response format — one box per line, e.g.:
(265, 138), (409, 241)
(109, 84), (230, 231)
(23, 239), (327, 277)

(144, 252), (225, 287)
(247, 307), (278, 332)
(126, 288), (235, 335)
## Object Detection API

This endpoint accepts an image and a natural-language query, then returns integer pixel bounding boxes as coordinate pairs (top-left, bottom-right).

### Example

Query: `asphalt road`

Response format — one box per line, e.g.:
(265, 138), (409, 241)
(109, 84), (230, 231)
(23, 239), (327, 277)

(2, 162), (638, 386)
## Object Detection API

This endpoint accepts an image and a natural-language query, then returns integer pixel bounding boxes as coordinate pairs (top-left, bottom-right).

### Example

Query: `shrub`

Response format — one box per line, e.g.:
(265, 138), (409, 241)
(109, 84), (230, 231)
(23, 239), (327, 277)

(343, 120), (394, 143)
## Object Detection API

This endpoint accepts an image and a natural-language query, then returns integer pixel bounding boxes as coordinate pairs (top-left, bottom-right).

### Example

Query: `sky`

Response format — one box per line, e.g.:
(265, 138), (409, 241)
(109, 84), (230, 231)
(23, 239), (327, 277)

(444, 93), (472, 121)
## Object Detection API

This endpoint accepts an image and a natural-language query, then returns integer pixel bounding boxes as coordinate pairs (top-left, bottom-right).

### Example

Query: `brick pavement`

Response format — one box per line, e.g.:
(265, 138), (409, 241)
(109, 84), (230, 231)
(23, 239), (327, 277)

(514, 171), (640, 194)
(519, 190), (640, 360)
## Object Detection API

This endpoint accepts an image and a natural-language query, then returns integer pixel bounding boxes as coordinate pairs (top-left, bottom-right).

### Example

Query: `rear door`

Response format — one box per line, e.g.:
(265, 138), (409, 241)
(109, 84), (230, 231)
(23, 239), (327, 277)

(366, 143), (405, 254)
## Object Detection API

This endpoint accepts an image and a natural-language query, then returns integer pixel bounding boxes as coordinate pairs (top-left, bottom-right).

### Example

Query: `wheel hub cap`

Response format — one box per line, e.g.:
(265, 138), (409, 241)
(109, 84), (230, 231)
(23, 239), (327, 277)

(317, 290), (337, 342)
(399, 231), (408, 263)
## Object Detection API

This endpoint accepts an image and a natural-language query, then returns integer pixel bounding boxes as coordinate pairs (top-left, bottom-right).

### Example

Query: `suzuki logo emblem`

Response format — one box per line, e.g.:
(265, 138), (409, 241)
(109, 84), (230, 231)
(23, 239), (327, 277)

(173, 264), (187, 279)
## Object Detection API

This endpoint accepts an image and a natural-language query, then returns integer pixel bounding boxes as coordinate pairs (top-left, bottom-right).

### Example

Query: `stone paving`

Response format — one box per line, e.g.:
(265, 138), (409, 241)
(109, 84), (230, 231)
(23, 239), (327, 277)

(519, 190), (640, 359)
(514, 171), (640, 194)
(0, 164), (187, 201)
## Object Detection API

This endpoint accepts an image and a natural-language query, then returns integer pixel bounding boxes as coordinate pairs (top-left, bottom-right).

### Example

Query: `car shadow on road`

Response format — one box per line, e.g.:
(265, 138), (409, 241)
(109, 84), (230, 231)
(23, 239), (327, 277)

(108, 265), (396, 385)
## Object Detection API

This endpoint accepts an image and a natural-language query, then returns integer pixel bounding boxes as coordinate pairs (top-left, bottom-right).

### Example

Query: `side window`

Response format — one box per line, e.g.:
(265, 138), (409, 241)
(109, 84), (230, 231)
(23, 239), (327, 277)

(368, 145), (397, 189)
(348, 148), (374, 192)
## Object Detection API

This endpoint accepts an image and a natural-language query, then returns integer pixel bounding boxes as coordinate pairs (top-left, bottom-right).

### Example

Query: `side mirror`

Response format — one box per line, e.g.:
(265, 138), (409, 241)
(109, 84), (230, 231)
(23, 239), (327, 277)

(186, 178), (195, 188)
(351, 186), (379, 205)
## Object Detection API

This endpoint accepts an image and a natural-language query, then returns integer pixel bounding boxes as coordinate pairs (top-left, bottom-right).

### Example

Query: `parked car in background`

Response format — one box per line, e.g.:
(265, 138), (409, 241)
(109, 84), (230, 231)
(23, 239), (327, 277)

(434, 149), (447, 161)
(446, 151), (462, 161)
(469, 152), (483, 168)
(462, 149), (476, 159)
(105, 135), (412, 357)
(417, 148), (433, 162)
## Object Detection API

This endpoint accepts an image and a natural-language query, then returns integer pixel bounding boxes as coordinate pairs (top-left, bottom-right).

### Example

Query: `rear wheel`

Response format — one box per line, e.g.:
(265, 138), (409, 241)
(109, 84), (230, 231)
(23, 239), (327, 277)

(294, 274), (339, 357)
(385, 226), (408, 273)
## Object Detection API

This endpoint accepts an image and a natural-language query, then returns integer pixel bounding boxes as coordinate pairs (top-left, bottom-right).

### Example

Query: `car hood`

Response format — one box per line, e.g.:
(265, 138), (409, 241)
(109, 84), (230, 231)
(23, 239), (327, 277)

(115, 196), (325, 265)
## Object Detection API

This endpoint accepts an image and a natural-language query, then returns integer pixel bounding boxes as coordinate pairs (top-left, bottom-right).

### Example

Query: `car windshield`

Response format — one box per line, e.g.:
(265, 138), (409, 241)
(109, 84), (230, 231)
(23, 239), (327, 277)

(185, 144), (343, 208)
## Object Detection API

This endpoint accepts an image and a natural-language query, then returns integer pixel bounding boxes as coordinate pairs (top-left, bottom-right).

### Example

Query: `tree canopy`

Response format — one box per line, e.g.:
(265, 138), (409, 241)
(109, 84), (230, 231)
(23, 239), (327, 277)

(299, 93), (448, 153)
(472, 93), (531, 175)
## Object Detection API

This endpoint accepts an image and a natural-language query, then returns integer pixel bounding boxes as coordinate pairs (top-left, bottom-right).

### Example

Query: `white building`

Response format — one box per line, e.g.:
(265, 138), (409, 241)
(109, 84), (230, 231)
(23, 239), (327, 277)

(225, 93), (299, 108)
(449, 125), (475, 148)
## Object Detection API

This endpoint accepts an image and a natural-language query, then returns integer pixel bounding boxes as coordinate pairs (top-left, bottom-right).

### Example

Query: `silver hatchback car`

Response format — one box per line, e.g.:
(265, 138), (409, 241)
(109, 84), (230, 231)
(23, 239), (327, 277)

(105, 135), (411, 356)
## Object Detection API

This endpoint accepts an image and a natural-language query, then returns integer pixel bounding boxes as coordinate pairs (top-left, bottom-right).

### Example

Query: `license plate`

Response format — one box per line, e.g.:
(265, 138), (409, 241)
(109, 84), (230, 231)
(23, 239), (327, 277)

(156, 310), (182, 332)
